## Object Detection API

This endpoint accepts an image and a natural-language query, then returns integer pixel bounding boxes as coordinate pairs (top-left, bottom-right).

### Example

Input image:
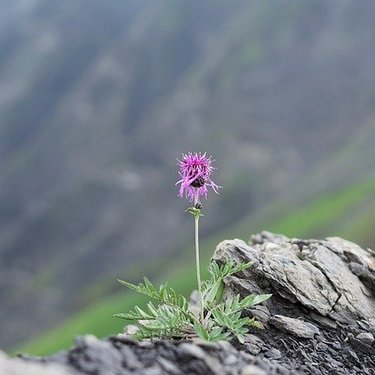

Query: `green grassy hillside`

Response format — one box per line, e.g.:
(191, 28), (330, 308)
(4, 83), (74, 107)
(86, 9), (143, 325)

(16, 176), (375, 356)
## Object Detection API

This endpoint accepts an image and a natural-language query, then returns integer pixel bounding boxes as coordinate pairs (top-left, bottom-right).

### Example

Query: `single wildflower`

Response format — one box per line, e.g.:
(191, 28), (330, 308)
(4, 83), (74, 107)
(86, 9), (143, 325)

(176, 152), (220, 324)
(176, 152), (220, 202)
(115, 152), (271, 341)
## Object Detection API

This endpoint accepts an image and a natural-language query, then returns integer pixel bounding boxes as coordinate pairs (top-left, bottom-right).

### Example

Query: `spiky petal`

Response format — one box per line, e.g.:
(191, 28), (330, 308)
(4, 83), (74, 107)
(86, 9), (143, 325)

(176, 152), (220, 201)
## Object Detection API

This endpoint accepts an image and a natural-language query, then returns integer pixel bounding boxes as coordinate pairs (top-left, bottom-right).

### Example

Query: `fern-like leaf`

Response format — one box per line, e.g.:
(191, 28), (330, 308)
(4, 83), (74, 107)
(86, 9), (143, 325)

(134, 304), (190, 339)
(117, 277), (194, 321)
(210, 294), (268, 343)
(204, 260), (253, 306)
(116, 260), (271, 342)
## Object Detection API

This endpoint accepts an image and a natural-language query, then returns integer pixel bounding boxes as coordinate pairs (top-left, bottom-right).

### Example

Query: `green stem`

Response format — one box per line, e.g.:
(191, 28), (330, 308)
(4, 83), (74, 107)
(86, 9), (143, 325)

(194, 190), (204, 324)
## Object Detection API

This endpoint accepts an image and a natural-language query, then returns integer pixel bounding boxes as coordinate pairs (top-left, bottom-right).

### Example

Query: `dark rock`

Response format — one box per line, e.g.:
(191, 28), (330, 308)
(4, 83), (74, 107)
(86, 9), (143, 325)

(70, 334), (124, 373)
(349, 262), (375, 291)
(156, 356), (181, 374)
(246, 305), (271, 324)
(0, 350), (72, 375)
(347, 333), (375, 354)
(365, 318), (375, 336)
(243, 334), (265, 355)
(264, 348), (282, 359)
(309, 312), (337, 330)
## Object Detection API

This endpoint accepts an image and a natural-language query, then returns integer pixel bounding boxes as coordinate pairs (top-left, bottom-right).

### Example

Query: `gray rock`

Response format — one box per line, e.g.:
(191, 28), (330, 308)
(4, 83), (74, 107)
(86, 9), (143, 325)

(368, 318), (375, 336)
(178, 342), (209, 359)
(356, 332), (374, 346)
(269, 315), (320, 339)
(243, 334), (265, 355)
(309, 312), (337, 329)
(142, 366), (164, 375)
(213, 233), (375, 323)
(349, 262), (375, 291)
(0, 350), (72, 375)
(326, 237), (373, 265)
(121, 346), (142, 370)
(212, 232), (375, 372)
(156, 356), (181, 374)
(264, 348), (282, 359)
(7, 334), (291, 375)
(241, 364), (267, 375)
(246, 305), (271, 324)
(72, 334), (123, 374)
(347, 333), (375, 354)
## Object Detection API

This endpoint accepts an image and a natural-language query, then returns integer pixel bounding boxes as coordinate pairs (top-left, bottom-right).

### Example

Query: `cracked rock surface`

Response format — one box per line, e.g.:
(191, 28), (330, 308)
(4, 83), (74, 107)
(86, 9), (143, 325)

(2, 232), (375, 374)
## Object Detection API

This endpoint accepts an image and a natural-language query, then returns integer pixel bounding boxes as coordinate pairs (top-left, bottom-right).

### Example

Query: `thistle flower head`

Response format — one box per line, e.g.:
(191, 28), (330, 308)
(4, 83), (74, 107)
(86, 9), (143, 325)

(176, 152), (220, 201)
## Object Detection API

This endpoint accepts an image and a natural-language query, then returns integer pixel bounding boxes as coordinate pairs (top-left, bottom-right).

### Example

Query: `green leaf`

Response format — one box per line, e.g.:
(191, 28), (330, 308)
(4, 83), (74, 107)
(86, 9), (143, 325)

(208, 326), (230, 341)
(117, 279), (140, 292)
(117, 277), (193, 320)
(250, 320), (265, 329)
(186, 207), (203, 217)
(114, 304), (154, 321)
(204, 278), (224, 306)
(204, 260), (254, 308)
(208, 260), (253, 282)
(194, 322), (209, 340)
(249, 294), (272, 306)
(236, 333), (246, 344)
(143, 277), (154, 293)
(126, 303), (192, 339)
(227, 261), (253, 276)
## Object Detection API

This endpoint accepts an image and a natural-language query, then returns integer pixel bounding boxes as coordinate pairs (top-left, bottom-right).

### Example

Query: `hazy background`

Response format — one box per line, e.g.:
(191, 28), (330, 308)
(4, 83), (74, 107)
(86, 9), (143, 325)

(1, 0), (375, 354)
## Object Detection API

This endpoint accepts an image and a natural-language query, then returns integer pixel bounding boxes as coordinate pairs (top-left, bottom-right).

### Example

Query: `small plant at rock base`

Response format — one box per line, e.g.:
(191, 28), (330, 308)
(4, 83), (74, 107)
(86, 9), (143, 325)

(115, 152), (271, 342)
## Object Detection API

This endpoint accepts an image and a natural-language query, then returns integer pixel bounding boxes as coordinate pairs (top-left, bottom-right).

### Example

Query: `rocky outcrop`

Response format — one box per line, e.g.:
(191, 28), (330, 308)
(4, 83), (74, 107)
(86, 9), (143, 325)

(2, 232), (375, 374)
(213, 232), (375, 374)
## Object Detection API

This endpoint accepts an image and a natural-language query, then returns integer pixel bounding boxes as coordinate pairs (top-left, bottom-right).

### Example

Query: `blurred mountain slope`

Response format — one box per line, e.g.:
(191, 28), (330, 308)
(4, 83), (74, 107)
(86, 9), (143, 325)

(1, 0), (375, 349)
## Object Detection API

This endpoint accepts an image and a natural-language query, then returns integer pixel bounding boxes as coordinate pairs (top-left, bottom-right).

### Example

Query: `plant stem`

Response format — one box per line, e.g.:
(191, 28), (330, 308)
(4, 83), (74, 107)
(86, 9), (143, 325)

(194, 190), (204, 324)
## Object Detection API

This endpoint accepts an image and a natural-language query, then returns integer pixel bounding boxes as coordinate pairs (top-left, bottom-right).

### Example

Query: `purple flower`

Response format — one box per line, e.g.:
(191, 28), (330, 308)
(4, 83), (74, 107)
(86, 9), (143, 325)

(176, 152), (220, 202)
